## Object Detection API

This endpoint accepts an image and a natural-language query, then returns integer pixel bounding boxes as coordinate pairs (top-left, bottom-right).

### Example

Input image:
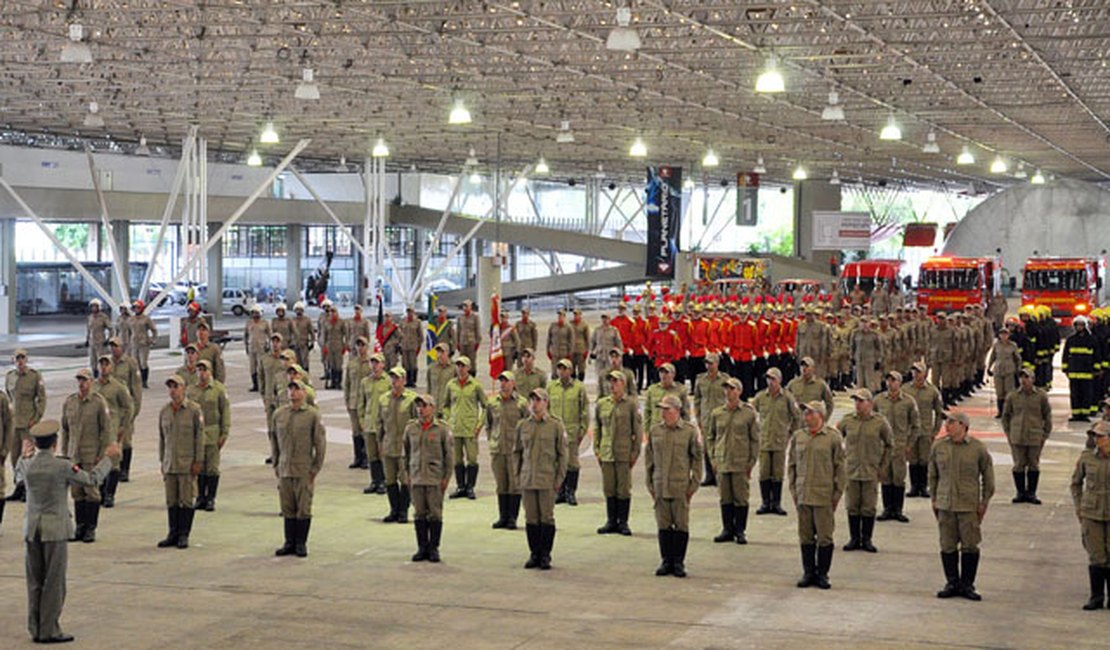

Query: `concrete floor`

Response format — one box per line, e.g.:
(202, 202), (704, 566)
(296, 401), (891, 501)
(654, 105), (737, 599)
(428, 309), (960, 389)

(0, 313), (1104, 649)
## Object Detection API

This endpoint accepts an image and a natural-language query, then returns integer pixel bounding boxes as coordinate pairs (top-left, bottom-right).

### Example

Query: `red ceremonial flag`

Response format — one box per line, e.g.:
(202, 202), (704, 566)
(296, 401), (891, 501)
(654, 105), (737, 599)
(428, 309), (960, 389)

(488, 293), (504, 379)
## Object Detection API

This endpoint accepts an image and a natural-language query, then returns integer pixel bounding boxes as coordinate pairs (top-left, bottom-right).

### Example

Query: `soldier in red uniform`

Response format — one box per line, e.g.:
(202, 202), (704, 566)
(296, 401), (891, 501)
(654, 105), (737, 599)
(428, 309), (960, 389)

(651, 315), (683, 375)
(611, 301), (636, 379)
(687, 304), (710, 393)
(641, 303), (658, 387)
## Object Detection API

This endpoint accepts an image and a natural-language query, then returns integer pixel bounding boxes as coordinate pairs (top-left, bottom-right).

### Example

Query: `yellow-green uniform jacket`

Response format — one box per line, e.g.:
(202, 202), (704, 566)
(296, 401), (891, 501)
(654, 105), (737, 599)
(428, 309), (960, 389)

(752, 388), (802, 452)
(786, 376), (835, 422)
(426, 363), (454, 418)
(61, 392), (111, 464)
(1072, 449), (1110, 521)
(874, 391), (921, 450)
(1001, 387), (1052, 446)
(644, 382), (691, 433)
(443, 376), (488, 439)
(514, 367), (548, 399)
(486, 392), (529, 455)
(195, 343), (226, 383)
(904, 381), (945, 439)
(6, 368), (46, 429)
(547, 322), (573, 360)
(158, 399), (204, 473)
(593, 393), (642, 463)
(343, 356), (373, 412)
(928, 435), (994, 512)
(548, 377), (587, 443)
(270, 403), (326, 478)
(358, 373), (392, 434)
(379, 389), (418, 458)
(404, 418), (454, 485)
(109, 354), (142, 417)
(787, 425), (846, 506)
(186, 380), (231, 446)
(92, 377), (134, 440)
(705, 402), (760, 474)
(512, 413), (568, 490)
(837, 412), (893, 481)
(645, 420), (703, 499)
(694, 371), (729, 430)
(259, 352), (287, 410)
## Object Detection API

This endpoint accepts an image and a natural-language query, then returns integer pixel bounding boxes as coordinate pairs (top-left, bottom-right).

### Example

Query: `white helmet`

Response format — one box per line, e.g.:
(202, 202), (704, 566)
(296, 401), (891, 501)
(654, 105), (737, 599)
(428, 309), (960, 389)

(1075, 315), (1089, 329)
(89, 298), (102, 307)
(250, 304), (262, 315)
(275, 303), (287, 312)
(293, 301), (306, 311)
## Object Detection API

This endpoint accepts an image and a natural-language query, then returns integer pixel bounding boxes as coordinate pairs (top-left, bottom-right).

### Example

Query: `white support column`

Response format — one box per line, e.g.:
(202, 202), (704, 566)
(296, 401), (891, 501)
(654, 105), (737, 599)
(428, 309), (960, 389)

(140, 128), (195, 300)
(85, 146), (130, 300)
(0, 218), (16, 334)
(407, 170), (465, 299)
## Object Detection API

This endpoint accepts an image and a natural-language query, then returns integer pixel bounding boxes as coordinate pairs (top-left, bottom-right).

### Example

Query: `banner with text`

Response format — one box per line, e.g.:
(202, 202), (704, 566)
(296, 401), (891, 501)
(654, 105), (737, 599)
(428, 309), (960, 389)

(812, 211), (872, 250)
(645, 166), (682, 278)
(736, 172), (759, 226)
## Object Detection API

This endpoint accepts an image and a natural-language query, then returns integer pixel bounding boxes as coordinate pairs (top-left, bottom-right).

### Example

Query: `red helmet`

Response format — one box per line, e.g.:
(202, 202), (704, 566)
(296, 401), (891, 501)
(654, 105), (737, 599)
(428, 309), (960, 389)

(188, 301), (201, 313)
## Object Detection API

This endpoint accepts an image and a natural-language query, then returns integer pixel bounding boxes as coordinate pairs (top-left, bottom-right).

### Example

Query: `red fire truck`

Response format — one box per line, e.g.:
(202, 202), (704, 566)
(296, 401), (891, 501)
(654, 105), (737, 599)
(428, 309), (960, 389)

(1021, 256), (1106, 325)
(839, 259), (904, 299)
(916, 256), (1002, 315)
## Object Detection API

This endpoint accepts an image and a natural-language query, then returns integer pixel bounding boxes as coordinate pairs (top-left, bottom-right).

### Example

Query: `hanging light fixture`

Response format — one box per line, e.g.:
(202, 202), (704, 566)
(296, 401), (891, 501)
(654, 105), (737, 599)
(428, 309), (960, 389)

(246, 149), (262, 167)
(556, 120), (575, 143)
(753, 156), (767, 175)
(792, 165), (808, 181)
(922, 131), (940, 154)
(60, 23), (93, 64)
(1030, 169), (1046, 185)
(465, 147), (479, 167)
(371, 137), (390, 158)
(83, 101), (104, 128)
(449, 98), (472, 125)
(134, 135), (151, 156)
(629, 137), (647, 158)
(606, 6), (641, 52)
(879, 114), (902, 141)
(682, 178), (695, 190)
(702, 149), (719, 168)
(821, 91), (845, 121)
(755, 54), (785, 93)
(829, 169), (841, 185)
(535, 156), (550, 174)
(1013, 162), (1027, 179)
(469, 171), (482, 184)
(259, 121), (279, 144)
(990, 156), (1008, 174)
(294, 68), (320, 100)
(956, 146), (975, 165)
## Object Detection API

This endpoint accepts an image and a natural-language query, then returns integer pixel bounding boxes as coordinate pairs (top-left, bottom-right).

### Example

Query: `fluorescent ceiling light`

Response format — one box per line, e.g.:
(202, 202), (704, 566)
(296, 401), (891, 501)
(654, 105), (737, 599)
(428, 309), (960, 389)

(135, 136), (150, 156)
(755, 55), (785, 93)
(260, 121), (279, 144)
(922, 131), (940, 154)
(247, 149), (262, 167)
(1013, 163), (1027, 179)
(821, 91), (844, 121)
(465, 147), (479, 167)
(295, 68), (320, 101)
(606, 7), (641, 52)
(556, 120), (575, 143)
(990, 156), (1008, 174)
(535, 156), (549, 174)
(829, 169), (841, 185)
(60, 24), (93, 64)
(702, 149), (719, 168)
(1030, 169), (1046, 185)
(83, 101), (104, 128)
(879, 115), (902, 141)
(956, 147), (975, 165)
(371, 137), (390, 158)
(753, 156), (766, 175)
(792, 165), (808, 181)
(629, 137), (647, 158)
(449, 99), (472, 125)
(469, 172), (482, 184)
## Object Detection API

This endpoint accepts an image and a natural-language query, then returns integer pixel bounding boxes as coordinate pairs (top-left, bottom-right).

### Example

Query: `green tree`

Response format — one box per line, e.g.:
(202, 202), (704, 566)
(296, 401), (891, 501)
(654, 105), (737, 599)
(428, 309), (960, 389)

(53, 223), (89, 250)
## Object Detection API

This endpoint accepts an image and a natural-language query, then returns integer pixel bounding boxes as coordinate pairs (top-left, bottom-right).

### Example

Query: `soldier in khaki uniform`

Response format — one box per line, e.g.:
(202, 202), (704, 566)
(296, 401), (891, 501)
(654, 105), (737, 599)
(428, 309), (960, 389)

(92, 355), (133, 509)
(929, 411), (994, 600)
(706, 377), (759, 545)
(400, 306), (424, 387)
(270, 304), (294, 345)
(605, 348), (638, 398)
(61, 368), (111, 543)
(644, 363), (691, 434)
(646, 394), (703, 578)
(244, 305), (271, 392)
(194, 321), (226, 383)
(176, 344), (201, 388)
(358, 352), (390, 494)
(570, 308), (591, 381)
(186, 360), (230, 512)
(546, 309), (574, 378)
(930, 314), (958, 405)
(343, 336), (373, 469)
(516, 309), (539, 369)
(6, 349), (47, 502)
(455, 300), (482, 375)
(487, 371), (529, 530)
(874, 373), (920, 523)
(694, 353), (729, 487)
(987, 327), (1022, 418)
(498, 308), (521, 372)
(443, 356), (488, 499)
(512, 388), (568, 570)
(795, 308), (830, 379)
(347, 304), (372, 353)
(378, 367), (418, 524)
(271, 379), (326, 558)
(320, 305), (348, 389)
(752, 367), (802, 515)
(514, 348), (548, 399)
(108, 337), (142, 484)
(291, 302), (315, 372)
(786, 357), (835, 422)
(1072, 421), (1110, 610)
(852, 319), (883, 393)
(550, 358), (587, 505)
(838, 389), (893, 553)
(0, 384), (10, 526)
(904, 361), (945, 498)
(426, 342), (454, 417)
(788, 401), (846, 590)
(260, 333), (288, 465)
(594, 371), (643, 536)
(591, 313), (623, 390)
(1001, 368), (1052, 504)
(129, 300), (158, 388)
(86, 298), (113, 374)
(156, 375), (203, 550)
(404, 393), (453, 563)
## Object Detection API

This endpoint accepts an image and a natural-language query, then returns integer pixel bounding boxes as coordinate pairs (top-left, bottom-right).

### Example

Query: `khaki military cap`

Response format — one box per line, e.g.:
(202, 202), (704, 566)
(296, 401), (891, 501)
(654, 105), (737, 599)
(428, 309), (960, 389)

(851, 388), (874, 401)
(388, 366), (405, 379)
(573, 308), (582, 315)
(529, 387), (549, 401)
(659, 362), (676, 374)
(498, 370), (515, 382)
(724, 377), (742, 390)
(658, 394), (682, 410)
(1018, 367), (1034, 378)
(945, 411), (970, 427)
(765, 367), (783, 381)
(107, 336), (123, 347)
(415, 393), (436, 408)
(435, 342), (450, 353)
(521, 307), (531, 314)
(13, 348), (28, 359)
(1092, 421), (1110, 436)
(97, 354), (112, 364)
(288, 378), (306, 390)
(706, 352), (720, 364)
(355, 336), (369, 346)
(911, 361), (927, 373)
(31, 419), (61, 438)
(885, 370), (902, 381)
(454, 355), (471, 367)
(196, 359), (212, 370)
(369, 352), (386, 363)
(184, 343), (198, 352)
(164, 374), (184, 387)
(557, 308), (566, 315)
(521, 347), (535, 357)
(609, 347), (623, 356)
(280, 350), (298, 361)
(802, 401), (827, 417)
(286, 364), (305, 376)
(196, 321), (210, 331)
(607, 370), (626, 382)
(270, 332), (284, 341)
(75, 368), (93, 381)
(799, 356), (814, 367)
(557, 358), (574, 369)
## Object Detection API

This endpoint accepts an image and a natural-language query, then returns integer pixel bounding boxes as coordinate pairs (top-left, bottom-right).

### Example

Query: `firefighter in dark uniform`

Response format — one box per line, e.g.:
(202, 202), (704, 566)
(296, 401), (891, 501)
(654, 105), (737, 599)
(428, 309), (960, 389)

(1064, 315), (1102, 422)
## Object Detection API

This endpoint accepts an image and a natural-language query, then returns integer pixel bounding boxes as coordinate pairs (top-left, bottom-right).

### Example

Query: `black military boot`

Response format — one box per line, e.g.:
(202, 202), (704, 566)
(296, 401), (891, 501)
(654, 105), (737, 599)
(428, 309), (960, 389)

(877, 485), (894, 521)
(892, 488), (910, 523)
(555, 479), (568, 504)
(349, 436), (366, 469)
(672, 531), (689, 578)
(426, 520), (443, 563)
(1084, 566), (1106, 610)
(102, 470), (120, 508)
(597, 497), (619, 534)
(842, 515), (861, 551)
(158, 507), (179, 548)
(755, 480), (772, 515)
(616, 498), (632, 536)
(6, 482), (26, 502)
(141, 367), (150, 388)
(120, 448), (133, 482)
(960, 552), (982, 600)
(250, 373), (259, 392)
(524, 524), (541, 569)
(295, 519), (311, 557)
(565, 470), (579, 506)
(206, 476), (219, 512)
(384, 485), (401, 523)
(713, 504), (736, 543)
(734, 506), (749, 545)
(771, 481), (787, 516)
(995, 399), (1003, 419)
(655, 530), (673, 576)
(396, 485), (410, 524)
(177, 508), (195, 549)
(814, 545), (834, 589)
(906, 466), (922, 498)
(1012, 471), (1028, 503)
(539, 524), (555, 570)
(449, 465), (468, 499)
(1026, 470), (1042, 505)
(275, 519), (297, 554)
(701, 455), (717, 487)
(369, 461), (388, 495)
(82, 503), (100, 543)
(194, 475), (209, 510)
(465, 465), (479, 500)
(70, 502), (86, 542)
(0, 500), (5, 528)
(861, 517), (878, 553)
(797, 544), (817, 588)
(937, 552), (961, 597)
(411, 519), (429, 562)
(505, 494), (520, 530)
(491, 494), (509, 529)
(917, 464), (931, 498)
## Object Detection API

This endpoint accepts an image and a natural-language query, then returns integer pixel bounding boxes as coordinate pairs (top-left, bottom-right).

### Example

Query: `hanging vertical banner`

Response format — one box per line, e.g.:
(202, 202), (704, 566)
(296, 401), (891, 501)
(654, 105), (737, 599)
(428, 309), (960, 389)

(736, 172), (759, 226)
(645, 165), (682, 278)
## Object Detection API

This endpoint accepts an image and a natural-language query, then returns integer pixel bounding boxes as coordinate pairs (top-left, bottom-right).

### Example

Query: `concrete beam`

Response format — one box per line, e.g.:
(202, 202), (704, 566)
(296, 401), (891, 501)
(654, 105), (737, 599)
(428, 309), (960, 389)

(436, 264), (646, 305)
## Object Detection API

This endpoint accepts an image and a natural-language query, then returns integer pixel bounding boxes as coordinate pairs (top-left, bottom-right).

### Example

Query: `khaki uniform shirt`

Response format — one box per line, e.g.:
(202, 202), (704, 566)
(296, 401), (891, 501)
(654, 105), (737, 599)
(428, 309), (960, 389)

(456, 312), (482, 350)
(61, 392), (111, 464)
(158, 399), (204, 474)
(358, 373), (391, 434)
(705, 403), (760, 474)
(1001, 387), (1052, 446)
(512, 413), (568, 491)
(426, 363), (454, 417)
(694, 371), (729, 430)
(904, 381), (945, 439)
(928, 436), (994, 512)
(87, 311), (112, 349)
(837, 412), (893, 481)
(486, 392), (529, 456)
(195, 343), (226, 383)
(270, 403), (326, 479)
(109, 354), (143, 416)
(379, 389), (419, 458)
(517, 319), (538, 352)
(796, 320), (828, 361)
(515, 367), (548, 399)
(930, 326), (956, 365)
(547, 322), (573, 360)
(988, 340), (1022, 376)
(645, 420), (703, 499)
(752, 388), (802, 452)
(644, 382), (691, 434)
(874, 391), (921, 448)
(244, 318), (272, 355)
(786, 377), (835, 422)
(347, 318), (372, 352)
(593, 393), (642, 463)
(291, 314), (315, 349)
(400, 317), (424, 352)
(852, 329), (883, 366)
(260, 352), (286, 410)
(271, 316), (295, 343)
(548, 378), (588, 441)
(571, 320), (590, 355)
(443, 376), (488, 439)
(1072, 449), (1110, 521)
(591, 324), (623, 359)
(129, 313), (158, 349)
(343, 356), (373, 411)
(404, 418), (454, 485)
(186, 381), (231, 446)
(92, 377), (134, 439)
(176, 364), (200, 389)
(787, 425), (846, 506)
(6, 368), (47, 429)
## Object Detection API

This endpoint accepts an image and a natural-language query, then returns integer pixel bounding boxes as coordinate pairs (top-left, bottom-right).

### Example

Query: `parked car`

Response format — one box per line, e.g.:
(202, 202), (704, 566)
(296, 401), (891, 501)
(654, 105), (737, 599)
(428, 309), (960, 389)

(222, 288), (255, 316)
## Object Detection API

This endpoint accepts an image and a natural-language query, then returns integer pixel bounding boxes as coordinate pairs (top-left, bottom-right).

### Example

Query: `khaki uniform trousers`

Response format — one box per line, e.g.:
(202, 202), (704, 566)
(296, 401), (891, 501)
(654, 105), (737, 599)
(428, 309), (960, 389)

(938, 509), (981, 553)
(70, 463), (101, 503)
(248, 351), (264, 379)
(9, 426), (29, 471)
(522, 488), (556, 525)
(566, 430), (585, 471)
(909, 434), (933, 466)
(453, 437), (479, 467)
(994, 372), (1017, 401)
(364, 430), (381, 463)
(135, 345), (151, 370)
(879, 455), (908, 487)
(383, 455), (404, 485)
(845, 480), (879, 517)
(402, 349), (419, 379)
(164, 473), (197, 508)
(278, 477), (314, 518)
(1010, 443), (1042, 472)
(346, 409), (362, 445)
(717, 471), (750, 506)
(600, 461), (632, 499)
(653, 496), (690, 532)
(412, 485), (444, 521)
(1082, 518), (1110, 567)
(759, 449), (786, 481)
(201, 443), (220, 475)
(491, 453), (519, 495)
(797, 504), (836, 546)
